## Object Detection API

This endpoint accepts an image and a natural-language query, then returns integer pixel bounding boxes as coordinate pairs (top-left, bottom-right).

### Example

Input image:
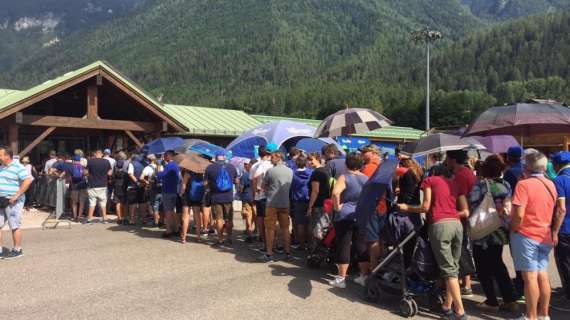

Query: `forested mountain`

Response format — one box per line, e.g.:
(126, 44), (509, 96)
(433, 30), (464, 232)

(0, 0), (146, 71)
(461, 0), (570, 20)
(1, 0), (570, 129)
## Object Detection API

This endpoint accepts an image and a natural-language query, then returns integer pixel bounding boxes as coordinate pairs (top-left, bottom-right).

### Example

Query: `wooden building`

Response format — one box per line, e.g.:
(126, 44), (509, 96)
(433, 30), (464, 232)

(0, 61), (187, 161)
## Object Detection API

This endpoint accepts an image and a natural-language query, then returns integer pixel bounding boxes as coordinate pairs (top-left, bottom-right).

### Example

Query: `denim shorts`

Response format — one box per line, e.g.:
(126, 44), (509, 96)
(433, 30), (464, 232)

(0, 195), (25, 230)
(162, 193), (178, 212)
(510, 232), (553, 272)
(366, 213), (387, 242)
(151, 193), (163, 213)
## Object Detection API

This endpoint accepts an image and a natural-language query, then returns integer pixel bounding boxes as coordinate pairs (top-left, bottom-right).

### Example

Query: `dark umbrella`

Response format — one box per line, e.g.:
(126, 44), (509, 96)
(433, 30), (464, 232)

(314, 108), (392, 138)
(401, 133), (485, 157)
(174, 153), (211, 174)
(463, 103), (570, 138)
(472, 135), (520, 154)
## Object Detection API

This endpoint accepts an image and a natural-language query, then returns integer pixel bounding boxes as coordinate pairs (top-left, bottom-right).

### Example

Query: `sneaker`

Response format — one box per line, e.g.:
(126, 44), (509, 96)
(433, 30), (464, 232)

(82, 219), (93, 225)
(500, 302), (519, 313)
(510, 315), (530, 320)
(328, 276), (347, 288)
(101, 220), (109, 224)
(257, 254), (275, 263)
(461, 287), (474, 297)
(274, 247), (285, 254)
(538, 317), (551, 320)
(5, 249), (23, 259)
(354, 274), (368, 287)
(454, 312), (468, 320)
(515, 296), (526, 304)
(441, 308), (454, 320)
(476, 301), (499, 312)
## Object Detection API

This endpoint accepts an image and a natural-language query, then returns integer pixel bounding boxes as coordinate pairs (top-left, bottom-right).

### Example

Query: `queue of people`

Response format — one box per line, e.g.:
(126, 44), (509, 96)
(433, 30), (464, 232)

(3, 142), (570, 320)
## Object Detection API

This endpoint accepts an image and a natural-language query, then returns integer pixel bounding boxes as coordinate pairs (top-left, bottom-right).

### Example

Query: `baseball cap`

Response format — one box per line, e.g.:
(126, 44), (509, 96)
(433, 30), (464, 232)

(215, 151), (226, 157)
(507, 146), (523, 159)
(266, 143), (279, 153)
(103, 148), (111, 155)
(552, 151), (570, 165)
(147, 154), (156, 161)
(73, 155), (81, 161)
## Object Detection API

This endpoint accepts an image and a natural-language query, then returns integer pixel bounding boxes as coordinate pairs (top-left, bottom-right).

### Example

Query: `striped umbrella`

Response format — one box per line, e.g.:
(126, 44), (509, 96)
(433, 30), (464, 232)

(314, 108), (392, 138)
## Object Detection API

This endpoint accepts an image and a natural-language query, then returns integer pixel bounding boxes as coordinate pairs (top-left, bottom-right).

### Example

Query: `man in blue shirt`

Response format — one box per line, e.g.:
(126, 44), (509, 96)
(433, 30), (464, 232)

(504, 146), (524, 193)
(552, 151), (570, 306)
(205, 152), (238, 246)
(0, 146), (32, 259)
(157, 150), (180, 239)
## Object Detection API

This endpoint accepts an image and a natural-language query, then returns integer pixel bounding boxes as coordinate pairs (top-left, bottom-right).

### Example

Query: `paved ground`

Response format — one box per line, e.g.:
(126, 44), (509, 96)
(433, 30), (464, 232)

(0, 216), (566, 320)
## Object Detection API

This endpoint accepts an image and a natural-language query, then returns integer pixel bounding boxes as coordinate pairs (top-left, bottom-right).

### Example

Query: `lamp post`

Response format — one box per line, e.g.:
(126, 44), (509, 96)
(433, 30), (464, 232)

(411, 26), (442, 133)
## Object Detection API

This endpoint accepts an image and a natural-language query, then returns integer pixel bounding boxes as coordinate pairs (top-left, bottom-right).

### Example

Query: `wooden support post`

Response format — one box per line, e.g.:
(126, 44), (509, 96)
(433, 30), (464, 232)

(8, 124), (19, 154)
(565, 136), (569, 152)
(125, 130), (143, 148)
(19, 127), (56, 157)
(87, 85), (98, 120)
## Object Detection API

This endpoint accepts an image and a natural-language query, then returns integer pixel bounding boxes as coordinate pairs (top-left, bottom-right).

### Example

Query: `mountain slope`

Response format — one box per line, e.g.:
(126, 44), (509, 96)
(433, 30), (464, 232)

(461, 0), (570, 20)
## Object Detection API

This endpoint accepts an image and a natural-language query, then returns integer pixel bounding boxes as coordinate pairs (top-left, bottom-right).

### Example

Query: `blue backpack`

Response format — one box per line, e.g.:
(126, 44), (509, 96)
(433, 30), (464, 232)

(71, 163), (84, 183)
(189, 178), (205, 202)
(215, 165), (233, 192)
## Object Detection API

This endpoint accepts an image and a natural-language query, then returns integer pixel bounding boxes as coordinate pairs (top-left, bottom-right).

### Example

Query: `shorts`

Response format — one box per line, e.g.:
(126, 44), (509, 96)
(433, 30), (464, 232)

(511, 232), (553, 272)
(212, 203), (233, 221)
(293, 201), (310, 225)
(265, 207), (290, 233)
(127, 187), (144, 204)
(202, 190), (212, 207)
(0, 195), (25, 230)
(255, 198), (267, 218)
(182, 194), (203, 208)
(70, 189), (88, 204)
(241, 202), (255, 220)
(366, 213), (387, 242)
(151, 193), (163, 213)
(162, 193), (178, 212)
(112, 193), (127, 204)
(88, 187), (108, 208)
(429, 219), (463, 278)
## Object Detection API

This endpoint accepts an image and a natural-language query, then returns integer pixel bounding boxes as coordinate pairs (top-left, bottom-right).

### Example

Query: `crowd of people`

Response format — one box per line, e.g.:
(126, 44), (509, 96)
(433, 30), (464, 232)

(1, 141), (570, 320)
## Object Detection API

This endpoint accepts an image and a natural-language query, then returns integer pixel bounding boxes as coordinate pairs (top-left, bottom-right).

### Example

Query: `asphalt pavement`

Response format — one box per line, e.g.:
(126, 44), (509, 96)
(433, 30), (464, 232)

(0, 218), (566, 320)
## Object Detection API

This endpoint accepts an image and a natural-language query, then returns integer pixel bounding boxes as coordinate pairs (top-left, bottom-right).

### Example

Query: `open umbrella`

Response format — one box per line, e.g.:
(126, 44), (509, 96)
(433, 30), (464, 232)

(463, 102), (570, 137)
(174, 153), (211, 174)
(189, 143), (225, 159)
(314, 108), (392, 138)
(472, 135), (520, 154)
(226, 120), (315, 158)
(175, 139), (209, 154)
(295, 137), (345, 155)
(143, 137), (184, 155)
(401, 133), (485, 157)
(355, 159), (397, 227)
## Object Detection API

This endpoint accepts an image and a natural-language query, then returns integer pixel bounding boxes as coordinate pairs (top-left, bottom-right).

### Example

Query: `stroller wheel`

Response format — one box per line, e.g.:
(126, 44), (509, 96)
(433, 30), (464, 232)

(399, 297), (418, 318)
(307, 256), (322, 269)
(364, 276), (381, 303)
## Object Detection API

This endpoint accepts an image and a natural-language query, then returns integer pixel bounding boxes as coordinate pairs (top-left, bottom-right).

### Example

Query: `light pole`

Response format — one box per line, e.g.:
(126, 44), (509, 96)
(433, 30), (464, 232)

(411, 26), (442, 133)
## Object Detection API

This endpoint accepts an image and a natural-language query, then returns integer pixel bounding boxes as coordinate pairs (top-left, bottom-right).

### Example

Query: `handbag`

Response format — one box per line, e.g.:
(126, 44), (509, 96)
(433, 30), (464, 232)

(468, 179), (502, 240)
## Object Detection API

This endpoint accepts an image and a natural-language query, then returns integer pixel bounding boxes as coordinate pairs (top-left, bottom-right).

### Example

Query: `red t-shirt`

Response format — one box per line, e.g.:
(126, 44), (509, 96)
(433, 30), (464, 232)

(454, 166), (476, 196)
(361, 158), (381, 178)
(421, 176), (460, 223)
(512, 177), (557, 244)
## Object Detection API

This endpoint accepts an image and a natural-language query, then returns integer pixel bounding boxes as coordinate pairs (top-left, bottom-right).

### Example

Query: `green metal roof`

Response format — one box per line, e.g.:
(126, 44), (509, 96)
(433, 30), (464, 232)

(162, 104), (261, 136)
(252, 114), (423, 141)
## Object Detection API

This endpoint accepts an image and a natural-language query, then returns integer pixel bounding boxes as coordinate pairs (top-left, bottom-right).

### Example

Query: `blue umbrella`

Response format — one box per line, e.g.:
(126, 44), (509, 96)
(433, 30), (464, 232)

(355, 159), (398, 228)
(295, 137), (345, 155)
(189, 143), (226, 159)
(226, 120), (315, 158)
(143, 137), (184, 155)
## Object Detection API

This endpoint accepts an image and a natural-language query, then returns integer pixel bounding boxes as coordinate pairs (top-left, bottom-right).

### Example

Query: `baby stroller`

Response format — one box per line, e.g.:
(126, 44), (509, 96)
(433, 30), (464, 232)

(364, 212), (443, 318)
(307, 202), (335, 269)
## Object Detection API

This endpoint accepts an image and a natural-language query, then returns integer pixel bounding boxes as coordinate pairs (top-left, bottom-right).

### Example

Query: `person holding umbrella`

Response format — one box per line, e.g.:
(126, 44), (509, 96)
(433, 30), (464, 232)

(157, 150), (181, 238)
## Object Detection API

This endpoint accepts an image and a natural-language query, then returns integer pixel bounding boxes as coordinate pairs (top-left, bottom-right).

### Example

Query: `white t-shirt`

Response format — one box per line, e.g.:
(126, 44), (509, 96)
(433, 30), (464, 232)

(141, 164), (157, 179)
(250, 159), (273, 201)
(104, 156), (116, 171)
(44, 158), (57, 174)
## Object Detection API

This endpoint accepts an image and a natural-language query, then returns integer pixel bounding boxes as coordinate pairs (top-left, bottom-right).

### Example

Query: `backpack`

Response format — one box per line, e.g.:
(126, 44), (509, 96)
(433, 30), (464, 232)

(130, 160), (144, 186)
(215, 165), (233, 192)
(189, 177), (205, 202)
(71, 163), (84, 183)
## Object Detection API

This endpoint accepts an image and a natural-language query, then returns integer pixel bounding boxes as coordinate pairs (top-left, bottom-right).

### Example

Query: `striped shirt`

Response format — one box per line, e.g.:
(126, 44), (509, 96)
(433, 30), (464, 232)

(0, 160), (30, 197)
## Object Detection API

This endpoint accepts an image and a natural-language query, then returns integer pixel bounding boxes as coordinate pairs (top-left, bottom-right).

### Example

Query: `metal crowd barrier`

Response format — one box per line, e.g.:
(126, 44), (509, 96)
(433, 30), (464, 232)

(36, 176), (71, 230)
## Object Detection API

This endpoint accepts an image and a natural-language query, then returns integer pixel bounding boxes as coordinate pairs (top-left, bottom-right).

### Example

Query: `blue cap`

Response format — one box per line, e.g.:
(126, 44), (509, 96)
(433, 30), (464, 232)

(552, 151), (570, 165)
(73, 155), (81, 161)
(266, 143), (278, 152)
(215, 151), (226, 157)
(507, 146), (523, 159)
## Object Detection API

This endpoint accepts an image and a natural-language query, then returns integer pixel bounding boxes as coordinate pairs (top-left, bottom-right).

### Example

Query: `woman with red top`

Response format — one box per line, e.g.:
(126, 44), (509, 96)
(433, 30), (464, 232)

(398, 165), (469, 320)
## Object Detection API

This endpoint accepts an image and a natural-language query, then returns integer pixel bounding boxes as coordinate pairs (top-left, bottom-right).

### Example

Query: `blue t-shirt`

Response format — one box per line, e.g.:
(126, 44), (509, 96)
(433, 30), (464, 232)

(158, 161), (180, 194)
(205, 161), (237, 204)
(504, 162), (523, 195)
(54, 161), (75, 179)
(554, 167), (570, 234)
(239, 172), (253, 202)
